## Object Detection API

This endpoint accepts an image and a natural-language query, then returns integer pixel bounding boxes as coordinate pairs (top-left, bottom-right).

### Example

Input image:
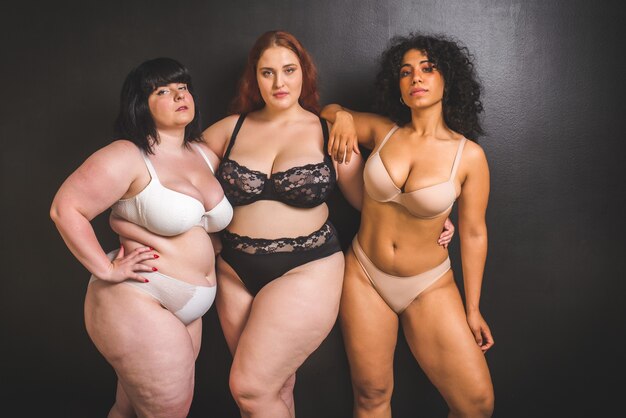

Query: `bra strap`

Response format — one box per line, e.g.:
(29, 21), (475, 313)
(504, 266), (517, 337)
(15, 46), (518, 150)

(320, 117), (329, 149)
(141, 151), (160, 182)
(191, 143), (215, 173)
(223, 113), (247, 159)
(449, 138), (467, 180)
(376, 125), (400, 152)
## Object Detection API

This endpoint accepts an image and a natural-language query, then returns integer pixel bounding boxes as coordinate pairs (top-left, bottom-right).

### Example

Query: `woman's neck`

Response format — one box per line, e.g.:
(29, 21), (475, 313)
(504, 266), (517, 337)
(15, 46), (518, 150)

(151, 128), (187, 153)
(408, 103), (447, 137)
(257, 102), (307, 123)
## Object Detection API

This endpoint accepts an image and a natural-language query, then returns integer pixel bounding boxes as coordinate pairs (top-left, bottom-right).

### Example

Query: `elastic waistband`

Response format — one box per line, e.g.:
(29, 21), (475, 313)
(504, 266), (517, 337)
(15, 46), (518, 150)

(221, 221), (338, 255)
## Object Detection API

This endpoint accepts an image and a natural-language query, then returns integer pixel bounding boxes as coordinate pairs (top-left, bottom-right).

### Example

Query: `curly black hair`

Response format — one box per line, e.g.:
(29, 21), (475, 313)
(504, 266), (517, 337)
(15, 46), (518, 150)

(374, 33), (484, 139)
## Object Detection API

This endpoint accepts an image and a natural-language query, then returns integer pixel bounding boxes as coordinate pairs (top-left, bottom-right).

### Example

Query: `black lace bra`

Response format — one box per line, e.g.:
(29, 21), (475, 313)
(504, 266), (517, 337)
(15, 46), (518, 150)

(216, 114), (336, 208)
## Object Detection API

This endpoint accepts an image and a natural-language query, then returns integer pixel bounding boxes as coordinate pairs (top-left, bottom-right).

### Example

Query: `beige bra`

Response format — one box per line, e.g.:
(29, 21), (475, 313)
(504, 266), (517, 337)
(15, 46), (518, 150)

(363, 125), (466, 218)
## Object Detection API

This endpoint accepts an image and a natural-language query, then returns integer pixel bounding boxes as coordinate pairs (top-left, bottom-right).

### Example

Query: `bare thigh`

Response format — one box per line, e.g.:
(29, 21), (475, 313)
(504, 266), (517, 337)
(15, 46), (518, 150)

(85, 280), (200, 416)
(340, 247), (399, 393)
(231, 252), (344, 392)
(216, 255), (254, 354)
(400, 271), (493, 408)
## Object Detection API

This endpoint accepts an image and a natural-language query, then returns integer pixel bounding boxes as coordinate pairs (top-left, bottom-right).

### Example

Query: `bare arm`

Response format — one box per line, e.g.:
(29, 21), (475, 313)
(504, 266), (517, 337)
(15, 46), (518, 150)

(457, 141), (493, 352)
(334, 147), (365, 211)
(321, 104), (393, 163)
(201, 114), (240, 159)
(50, 140), (156, 282)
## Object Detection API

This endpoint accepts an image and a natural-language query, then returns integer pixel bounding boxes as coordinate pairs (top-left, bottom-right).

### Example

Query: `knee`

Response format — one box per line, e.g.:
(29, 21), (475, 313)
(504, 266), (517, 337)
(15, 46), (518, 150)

(451, 386), (494, 418)
(353, 379), (393, 411)
(229, 369), (273, 414)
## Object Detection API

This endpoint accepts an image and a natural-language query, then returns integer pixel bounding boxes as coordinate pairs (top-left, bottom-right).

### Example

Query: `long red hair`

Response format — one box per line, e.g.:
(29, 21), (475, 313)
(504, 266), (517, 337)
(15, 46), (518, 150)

(229, 30), (320, 115)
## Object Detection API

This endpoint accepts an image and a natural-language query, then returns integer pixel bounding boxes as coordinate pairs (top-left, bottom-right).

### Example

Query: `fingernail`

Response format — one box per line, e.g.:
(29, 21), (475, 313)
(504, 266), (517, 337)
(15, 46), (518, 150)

(144, 279), (150, 283)
(149, 247), (154, 250)
(153, 254), (159, 259)
(152, 267), (158, 271)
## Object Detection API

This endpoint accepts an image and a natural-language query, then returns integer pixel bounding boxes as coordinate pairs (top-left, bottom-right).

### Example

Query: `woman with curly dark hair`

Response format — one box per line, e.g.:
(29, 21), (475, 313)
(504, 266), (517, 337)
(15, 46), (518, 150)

(321, 33), (494, 417)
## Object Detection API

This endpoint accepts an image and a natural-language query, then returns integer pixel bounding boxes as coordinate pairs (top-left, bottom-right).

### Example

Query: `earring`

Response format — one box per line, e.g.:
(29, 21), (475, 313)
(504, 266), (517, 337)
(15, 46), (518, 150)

(400, 96), (406, 106)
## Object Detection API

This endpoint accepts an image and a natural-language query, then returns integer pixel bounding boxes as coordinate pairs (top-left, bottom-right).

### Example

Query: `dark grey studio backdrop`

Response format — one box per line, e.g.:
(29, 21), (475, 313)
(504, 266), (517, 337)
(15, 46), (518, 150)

(2, 0), (624, 417)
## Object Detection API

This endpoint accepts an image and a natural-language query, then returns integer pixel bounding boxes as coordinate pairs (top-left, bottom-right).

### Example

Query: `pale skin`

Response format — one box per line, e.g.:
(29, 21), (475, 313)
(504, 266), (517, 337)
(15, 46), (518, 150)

(198, 45), (366, 418)
(321, 49), (494, 417)
(51, 82), (224, 418)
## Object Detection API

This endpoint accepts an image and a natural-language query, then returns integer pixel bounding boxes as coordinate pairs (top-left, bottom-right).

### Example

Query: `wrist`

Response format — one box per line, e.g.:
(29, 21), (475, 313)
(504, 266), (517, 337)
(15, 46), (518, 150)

(466, 304), (480, 314)
(336, 110), (353, 122)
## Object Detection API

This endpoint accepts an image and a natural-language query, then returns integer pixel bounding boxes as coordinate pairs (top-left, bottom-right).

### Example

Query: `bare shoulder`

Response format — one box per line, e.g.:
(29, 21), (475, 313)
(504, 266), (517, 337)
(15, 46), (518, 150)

(372, 116), (398, 136)
(202, 114), (240, 137)
(202, 114), (240, 157)
(461, 139), (488, 165)
(88, 140), (143, 171)
(193, 141), (221, 166)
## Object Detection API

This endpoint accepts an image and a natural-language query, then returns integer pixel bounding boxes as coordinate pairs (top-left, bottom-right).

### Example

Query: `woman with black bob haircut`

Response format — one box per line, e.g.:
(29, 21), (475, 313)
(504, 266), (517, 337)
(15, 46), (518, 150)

(51, 57), (232, 417)
(114, 57), (204, 153)
(322, 33), (494, 417)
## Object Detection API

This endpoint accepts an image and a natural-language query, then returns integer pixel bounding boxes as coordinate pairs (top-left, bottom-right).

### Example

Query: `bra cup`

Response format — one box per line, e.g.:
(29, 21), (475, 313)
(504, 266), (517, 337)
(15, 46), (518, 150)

(398, 183), (456, 218)
(202, 196), (234, 233)
(364, 154), (400, 202)
(113, 183), (207, 237)
(141, 187), (205, 236)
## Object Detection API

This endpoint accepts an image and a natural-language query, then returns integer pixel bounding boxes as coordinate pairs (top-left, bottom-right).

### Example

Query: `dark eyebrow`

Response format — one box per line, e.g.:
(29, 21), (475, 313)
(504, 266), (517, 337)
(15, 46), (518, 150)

(259, 63), (298, 71)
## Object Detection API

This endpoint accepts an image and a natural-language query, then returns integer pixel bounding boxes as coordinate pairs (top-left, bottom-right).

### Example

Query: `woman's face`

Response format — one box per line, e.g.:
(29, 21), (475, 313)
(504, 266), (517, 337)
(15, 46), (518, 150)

(148, 82), (195, 130)
(256, 46), (303, 110)
(398, 49), (444, 110)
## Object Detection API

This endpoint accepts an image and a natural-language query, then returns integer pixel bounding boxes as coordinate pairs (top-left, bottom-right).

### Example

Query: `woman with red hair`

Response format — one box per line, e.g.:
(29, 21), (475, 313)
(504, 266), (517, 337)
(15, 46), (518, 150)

(202, 30), (364, 417)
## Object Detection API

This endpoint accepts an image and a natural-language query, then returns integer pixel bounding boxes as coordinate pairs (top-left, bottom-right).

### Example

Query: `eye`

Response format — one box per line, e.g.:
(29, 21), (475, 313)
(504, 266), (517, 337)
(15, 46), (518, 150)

(421, 64), (436, 73)
(285, 67), (296, 74)
(261, 70), (273, 77)
(178, 85), (188, 90)
(156, 88), (169, 96)
(399, 69), (411, 78)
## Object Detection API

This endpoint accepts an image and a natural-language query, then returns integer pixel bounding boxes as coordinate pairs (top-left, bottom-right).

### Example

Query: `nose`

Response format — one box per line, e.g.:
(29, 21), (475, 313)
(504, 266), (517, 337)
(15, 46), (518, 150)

(274, 73), (284, 89)
(175, 89), (186, 101)
(412, 72), (423, 85)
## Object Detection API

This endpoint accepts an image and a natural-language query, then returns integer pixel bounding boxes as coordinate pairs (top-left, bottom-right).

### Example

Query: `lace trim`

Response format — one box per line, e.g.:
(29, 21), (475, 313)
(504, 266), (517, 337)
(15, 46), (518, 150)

(221, 223), (335, 254)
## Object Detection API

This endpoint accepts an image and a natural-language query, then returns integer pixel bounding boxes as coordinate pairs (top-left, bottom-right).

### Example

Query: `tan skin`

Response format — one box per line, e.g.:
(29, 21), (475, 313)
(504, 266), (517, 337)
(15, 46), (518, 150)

(321, 49), (494, 418)
(51, 82), (224, 418)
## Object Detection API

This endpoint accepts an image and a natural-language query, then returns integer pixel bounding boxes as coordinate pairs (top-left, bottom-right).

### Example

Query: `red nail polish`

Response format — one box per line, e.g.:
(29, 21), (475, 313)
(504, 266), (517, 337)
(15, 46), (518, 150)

(152, 267), (158, 271)
(153, 254), (159, 259)
(149, 247), (154, 250)
(144, 279), (150, 283)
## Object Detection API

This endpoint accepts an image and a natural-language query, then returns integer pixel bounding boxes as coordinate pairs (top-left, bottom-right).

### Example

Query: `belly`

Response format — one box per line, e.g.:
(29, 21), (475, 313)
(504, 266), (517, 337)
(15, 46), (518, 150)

(358, 198), (449, 276)
(227, 201), (329, 239)
(119, 227), (216, 287)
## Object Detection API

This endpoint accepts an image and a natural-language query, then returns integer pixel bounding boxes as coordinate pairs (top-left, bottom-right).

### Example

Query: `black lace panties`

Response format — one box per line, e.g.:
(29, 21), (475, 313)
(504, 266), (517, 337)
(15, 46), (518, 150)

(219, 222), (342, 296)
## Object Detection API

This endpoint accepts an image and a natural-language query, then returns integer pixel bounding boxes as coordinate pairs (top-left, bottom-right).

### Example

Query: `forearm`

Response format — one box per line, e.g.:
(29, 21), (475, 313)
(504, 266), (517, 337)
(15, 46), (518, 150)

(320, 104), (347, 123)
(459, 231), (488, 313)
(51, 206), (113, 278)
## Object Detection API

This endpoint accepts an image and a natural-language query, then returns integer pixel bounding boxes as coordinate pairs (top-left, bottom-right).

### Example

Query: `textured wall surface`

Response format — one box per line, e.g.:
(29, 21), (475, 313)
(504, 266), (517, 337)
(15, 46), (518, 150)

(2, 1), (624, 416)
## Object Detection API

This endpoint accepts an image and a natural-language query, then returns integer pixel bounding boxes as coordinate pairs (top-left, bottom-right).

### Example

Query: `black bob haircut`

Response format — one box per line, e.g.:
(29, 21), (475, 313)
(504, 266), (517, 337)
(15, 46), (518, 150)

(114, 57), (203, 153)
(374, 33), (484, 140)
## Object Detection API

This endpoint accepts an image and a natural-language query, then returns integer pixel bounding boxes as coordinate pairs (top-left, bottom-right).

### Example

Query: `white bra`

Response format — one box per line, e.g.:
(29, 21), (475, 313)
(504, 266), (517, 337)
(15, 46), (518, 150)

(112, 144), (233, 236)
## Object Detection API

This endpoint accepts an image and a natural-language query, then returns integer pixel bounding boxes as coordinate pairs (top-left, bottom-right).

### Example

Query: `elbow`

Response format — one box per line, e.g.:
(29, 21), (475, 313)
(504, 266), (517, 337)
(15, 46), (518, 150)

(49, 201), (61, 225)
(459, 224), (488, 243)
